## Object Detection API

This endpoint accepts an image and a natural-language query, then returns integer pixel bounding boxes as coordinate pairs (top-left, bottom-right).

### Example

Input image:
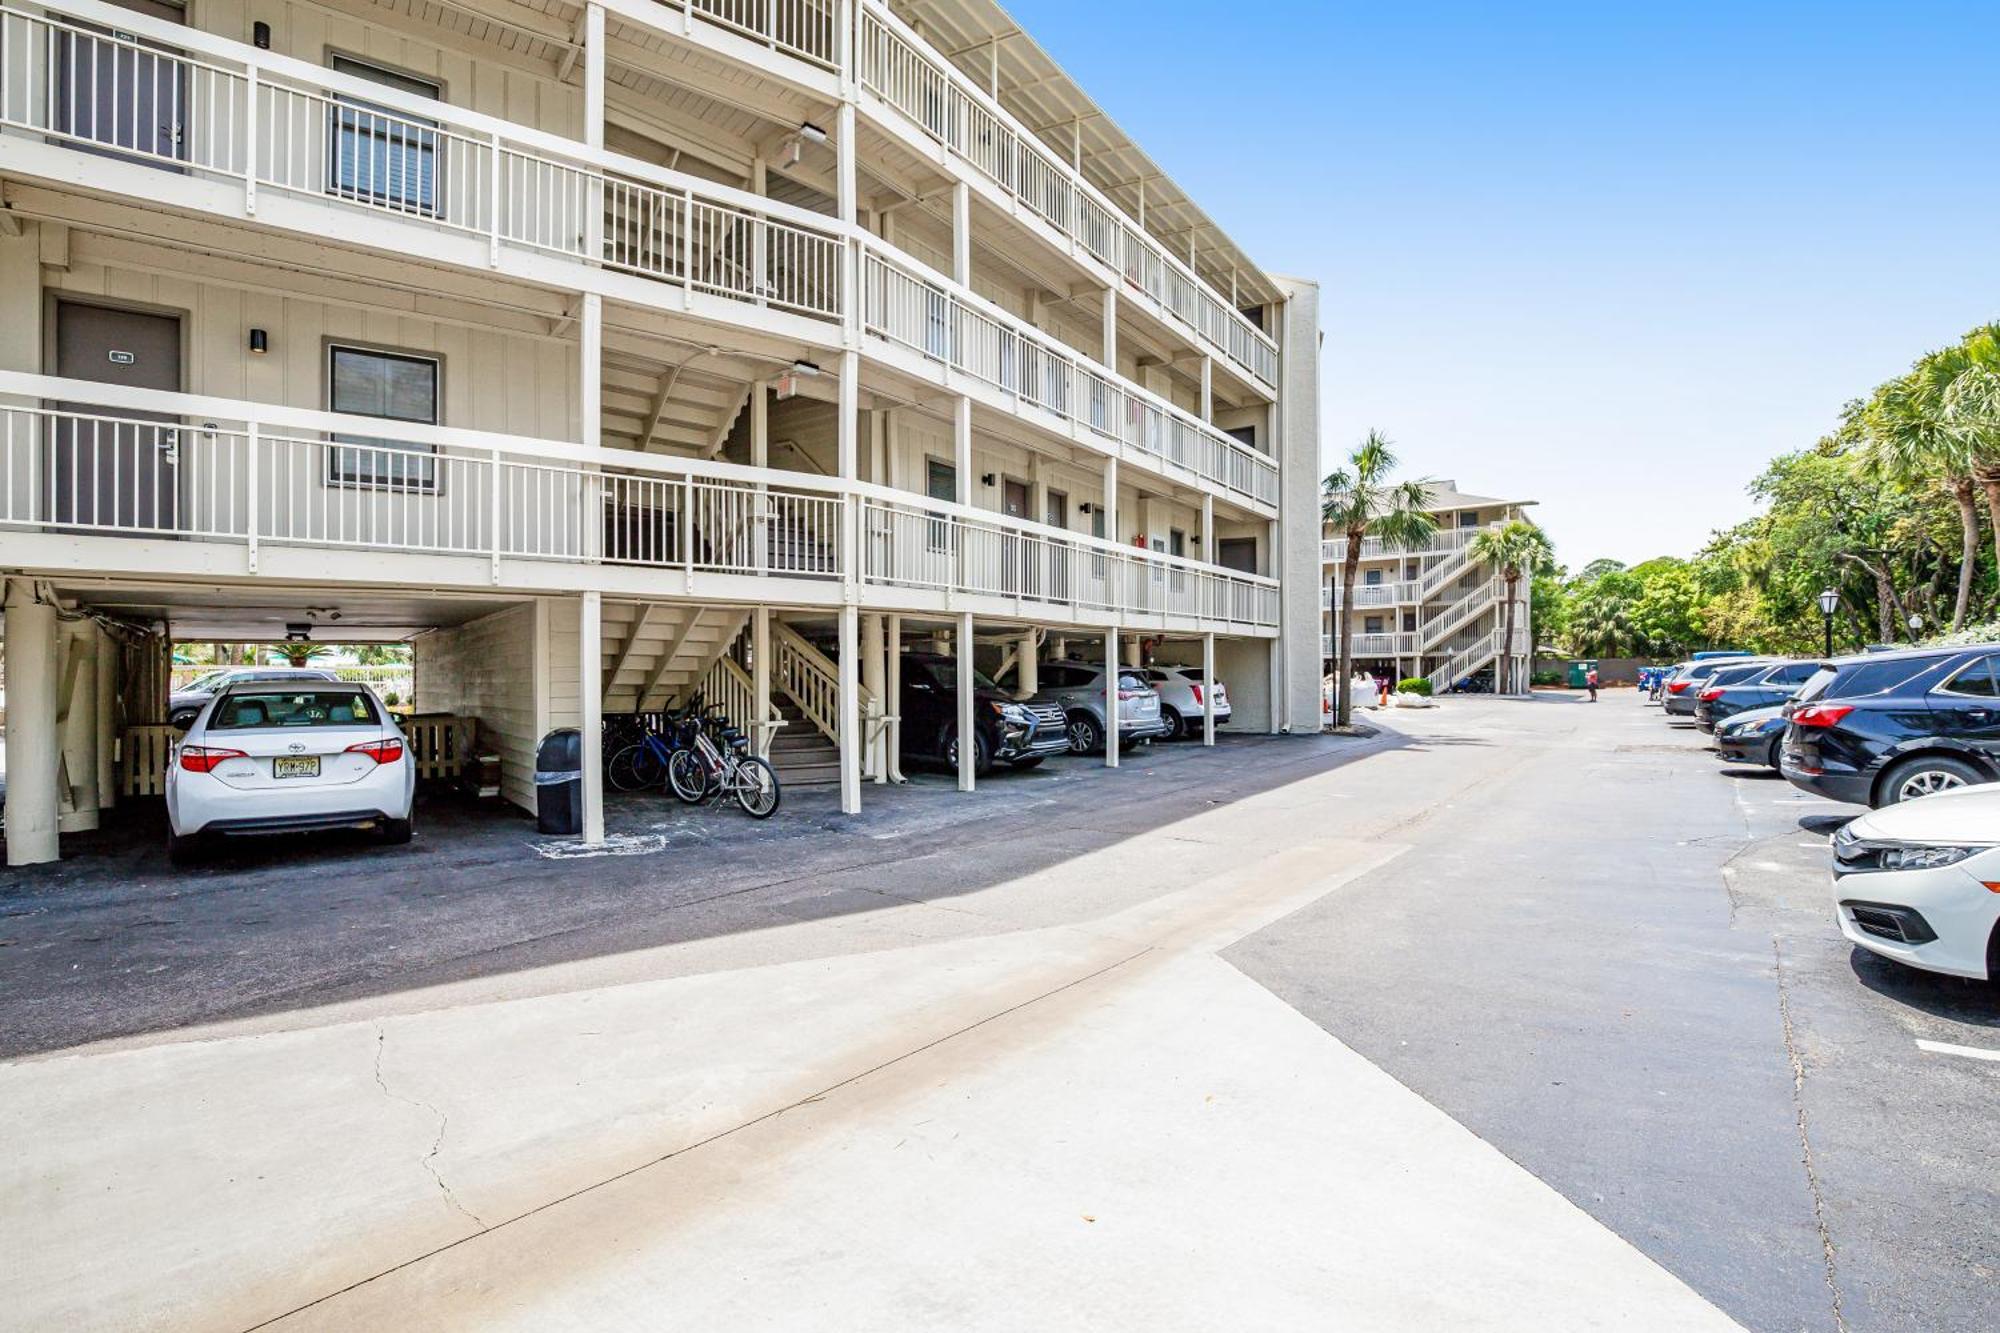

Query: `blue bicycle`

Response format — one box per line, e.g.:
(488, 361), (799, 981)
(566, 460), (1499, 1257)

(605, 695), (704, 792)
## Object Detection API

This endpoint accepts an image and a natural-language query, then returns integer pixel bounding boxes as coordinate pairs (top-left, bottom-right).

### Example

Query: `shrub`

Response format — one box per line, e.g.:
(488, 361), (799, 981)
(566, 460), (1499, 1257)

(1926, 621), (2000, 647)
(1396, 677), (1432, 696)
(1530, 670), (1564, 687)
(384, 691), (401, 708)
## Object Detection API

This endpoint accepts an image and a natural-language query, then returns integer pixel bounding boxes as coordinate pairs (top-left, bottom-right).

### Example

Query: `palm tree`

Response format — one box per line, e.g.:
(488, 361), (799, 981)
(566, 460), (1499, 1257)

(1468, 520), (1556, 695)
(1322, 431), (1437, 726)
(1944, 323), (2000, 593)
(1863, 347), (1980, 630)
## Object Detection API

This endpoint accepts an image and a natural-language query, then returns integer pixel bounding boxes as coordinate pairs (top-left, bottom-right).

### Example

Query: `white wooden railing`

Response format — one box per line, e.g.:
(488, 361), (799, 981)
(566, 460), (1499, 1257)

(0, 373), (1280, 632)
(1329, 580), (1417, 610)
(675, 0), (840, 68)
(704, 650), (785, 756)
(0, 4), (844, 319)
(863, 247), (1277, 507)
(1323, 524), (1492, 565)
(855, 0), (1278, 391)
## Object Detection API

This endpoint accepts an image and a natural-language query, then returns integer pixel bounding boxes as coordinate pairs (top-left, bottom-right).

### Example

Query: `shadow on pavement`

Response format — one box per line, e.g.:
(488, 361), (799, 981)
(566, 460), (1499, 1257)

(1847, 948), (2000, 1025)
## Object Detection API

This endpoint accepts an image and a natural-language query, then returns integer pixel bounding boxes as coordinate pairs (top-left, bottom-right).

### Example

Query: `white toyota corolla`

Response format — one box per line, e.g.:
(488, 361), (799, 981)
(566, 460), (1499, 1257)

(166, 681), (415, 865)
(1831, 784), (2000, 980)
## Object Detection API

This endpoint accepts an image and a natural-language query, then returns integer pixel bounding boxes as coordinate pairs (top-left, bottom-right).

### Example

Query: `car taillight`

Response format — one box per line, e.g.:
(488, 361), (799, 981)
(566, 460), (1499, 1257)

(178, 744), (247, 773)
(1698, 687), (1723, 702)
(1191, 684), (1204, 705)
(1118, 689), (1139, 700)
(1667, 681), (1692, 694)
(346, 737), (405, 764)
(1791, 703), (1854, 729)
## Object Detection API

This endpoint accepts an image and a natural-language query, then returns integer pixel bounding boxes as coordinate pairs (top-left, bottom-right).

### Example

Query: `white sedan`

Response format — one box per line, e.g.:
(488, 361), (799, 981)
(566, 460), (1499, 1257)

(166, 681), (415, 865)
(1831, 784), (2000, 980)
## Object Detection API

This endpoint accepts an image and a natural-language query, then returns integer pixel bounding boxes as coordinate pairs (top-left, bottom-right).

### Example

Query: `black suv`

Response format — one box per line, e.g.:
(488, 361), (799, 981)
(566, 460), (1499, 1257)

(897, 653), (1070, 776)
(1694, 659), (1818, 732)
(1780, 646), (2000, 806)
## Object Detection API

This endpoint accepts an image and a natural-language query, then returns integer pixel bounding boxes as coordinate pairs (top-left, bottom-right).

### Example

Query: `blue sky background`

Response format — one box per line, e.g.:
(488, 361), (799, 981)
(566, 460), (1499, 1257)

(1001, 0), (2000, 569)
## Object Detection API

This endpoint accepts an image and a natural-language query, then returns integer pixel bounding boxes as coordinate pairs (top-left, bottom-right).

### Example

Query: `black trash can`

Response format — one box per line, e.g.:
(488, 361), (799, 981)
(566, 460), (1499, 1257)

(533, 728), (583, 835)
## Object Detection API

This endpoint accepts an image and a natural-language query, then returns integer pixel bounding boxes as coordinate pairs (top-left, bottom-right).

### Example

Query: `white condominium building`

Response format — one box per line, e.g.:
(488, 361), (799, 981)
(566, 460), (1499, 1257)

(0, 0), (1325, 864)
(1322, 482), (1535, 693)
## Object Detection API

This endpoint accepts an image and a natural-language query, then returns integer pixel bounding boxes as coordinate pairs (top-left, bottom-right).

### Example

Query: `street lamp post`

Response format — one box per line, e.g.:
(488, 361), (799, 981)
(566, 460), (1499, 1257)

(1818, 588), (1839, 658)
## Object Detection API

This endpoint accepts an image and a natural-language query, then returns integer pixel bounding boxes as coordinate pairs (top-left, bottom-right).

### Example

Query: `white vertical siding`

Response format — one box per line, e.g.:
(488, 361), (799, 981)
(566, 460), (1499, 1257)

(418, 603), (540, 812)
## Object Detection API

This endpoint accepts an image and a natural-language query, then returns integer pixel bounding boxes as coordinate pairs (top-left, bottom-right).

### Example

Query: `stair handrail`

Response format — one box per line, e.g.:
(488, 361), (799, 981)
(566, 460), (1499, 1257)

(708, 652), (786, 757)
(771, 621), (879, 746)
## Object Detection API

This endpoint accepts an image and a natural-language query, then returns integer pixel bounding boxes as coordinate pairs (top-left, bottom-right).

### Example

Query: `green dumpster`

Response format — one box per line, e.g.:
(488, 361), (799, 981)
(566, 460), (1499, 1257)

(1566, 660), (1598, 688)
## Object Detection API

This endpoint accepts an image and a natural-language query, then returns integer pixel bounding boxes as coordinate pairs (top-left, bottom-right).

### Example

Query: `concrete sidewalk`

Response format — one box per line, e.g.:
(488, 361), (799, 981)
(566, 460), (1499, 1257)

(1, 704), (1738, 1331)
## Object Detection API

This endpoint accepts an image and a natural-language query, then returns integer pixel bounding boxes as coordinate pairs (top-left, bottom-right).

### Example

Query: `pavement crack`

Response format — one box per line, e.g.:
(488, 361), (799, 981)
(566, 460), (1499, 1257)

(372, 1026), (488, 1233)
(1772, 939), (1846, 1333)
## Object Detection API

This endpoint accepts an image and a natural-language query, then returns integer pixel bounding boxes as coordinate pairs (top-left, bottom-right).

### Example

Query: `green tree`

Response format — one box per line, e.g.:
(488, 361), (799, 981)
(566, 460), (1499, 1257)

(1322, 431), (1437, 726)
(1863, 346), (1981, 629)
(1468, 519), (1556, 693)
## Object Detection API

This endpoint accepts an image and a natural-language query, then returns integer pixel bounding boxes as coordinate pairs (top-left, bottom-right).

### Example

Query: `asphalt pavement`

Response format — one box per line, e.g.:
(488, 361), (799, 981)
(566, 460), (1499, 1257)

(1228, 691), (2000, 1333)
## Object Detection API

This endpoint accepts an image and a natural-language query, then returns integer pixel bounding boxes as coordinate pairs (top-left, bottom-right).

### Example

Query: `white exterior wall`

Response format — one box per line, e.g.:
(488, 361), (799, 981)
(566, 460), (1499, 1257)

(418, 603), (541, 813)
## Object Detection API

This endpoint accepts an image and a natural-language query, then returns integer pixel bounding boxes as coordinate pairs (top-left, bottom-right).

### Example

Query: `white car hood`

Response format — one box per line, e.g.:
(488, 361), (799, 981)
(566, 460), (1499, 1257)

(1846, 782), (2000, 844)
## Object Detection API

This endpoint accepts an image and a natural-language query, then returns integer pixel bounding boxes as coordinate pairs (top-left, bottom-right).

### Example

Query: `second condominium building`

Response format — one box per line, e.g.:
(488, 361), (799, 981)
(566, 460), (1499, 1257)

(0, 0), (1326, 864)
(1322, 482), (1535, 692)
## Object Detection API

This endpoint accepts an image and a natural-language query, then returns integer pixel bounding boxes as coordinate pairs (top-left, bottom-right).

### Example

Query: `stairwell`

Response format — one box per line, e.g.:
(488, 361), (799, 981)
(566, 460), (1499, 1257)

(763, 698), (842, 789)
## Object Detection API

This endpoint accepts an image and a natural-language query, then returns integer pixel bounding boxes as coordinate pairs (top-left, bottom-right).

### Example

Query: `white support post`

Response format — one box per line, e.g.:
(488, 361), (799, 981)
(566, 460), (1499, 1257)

(1102, 286), (1117, 368)
(862, 612), (885, 781)
(1015, 628), (1038, 699)
(952, 180), (971, 287)
(1104, 628), (1120, 768)
(953, 395), (972, 503)
(838, 351), (860, 479)
(751, 379), (770, 573)
(581, 293), (603, 561)
(1202, 632), (1216, 747)
(4, 580), (59, 866)
(94, 622), (117, 811)
(579, 591), (604, 845)
(887, 614), (905, 783)
(584, 4), (606, 150)
(58, 619), (99, 833)
(752, 607), (772, 759)
(1201, 493), (1215, 564)
(1200, 355), (1213, 422)
(956, 612), (976, 791)
(838, 605), (861, 813)
(243, 68), (258, 216)
(1102, 457), (1118, 543)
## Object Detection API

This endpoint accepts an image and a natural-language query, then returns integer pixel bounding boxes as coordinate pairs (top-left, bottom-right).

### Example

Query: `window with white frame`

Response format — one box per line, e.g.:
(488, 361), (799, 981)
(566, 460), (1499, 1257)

(328, 55), (442, 216)
(328, 344), (439, 489)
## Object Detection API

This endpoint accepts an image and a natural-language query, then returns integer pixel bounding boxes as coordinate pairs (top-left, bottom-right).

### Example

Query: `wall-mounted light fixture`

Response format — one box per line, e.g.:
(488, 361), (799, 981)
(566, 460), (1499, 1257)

(1077, 502), (1094, 514)
(979, 473), (996, 487)
(252, 21), (271, 48)
(248, 328), (269, 355)
(284, 623), (312, 643)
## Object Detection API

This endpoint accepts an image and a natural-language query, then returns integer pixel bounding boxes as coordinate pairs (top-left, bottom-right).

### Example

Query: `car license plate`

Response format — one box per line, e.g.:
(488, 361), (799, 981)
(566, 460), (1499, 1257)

(274, 756), (320, 779)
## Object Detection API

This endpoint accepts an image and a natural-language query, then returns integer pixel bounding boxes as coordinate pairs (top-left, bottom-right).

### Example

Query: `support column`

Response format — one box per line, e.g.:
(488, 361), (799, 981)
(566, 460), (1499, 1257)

(1200, 355), (1213, 422)
(953, 396), (973, 502)
(578, 591), (604, 844)
(956, 612), (976, 792)
(580, 293), (603, 448)
(752, 607), (771, 758)
(1102, 457), (1118, 542)
(584, 3), (605, 150)
(838, 350), (859, 479)
(1201, 493), (1214, 563)
(1202, 632), (1217, 746)
(1103, 628), (1120, 768)
(58, 619), (98, 833)
(94, 623), (117, 811)
(951, 180), (971, 287)
(1015, 628), (1037, 699)
(862, 612), (885, 782)
(4, 581), (59, 864)
(1102, 287), (1117, 368)
(838, 605), (861, 813)
(886, 614), (905, 783)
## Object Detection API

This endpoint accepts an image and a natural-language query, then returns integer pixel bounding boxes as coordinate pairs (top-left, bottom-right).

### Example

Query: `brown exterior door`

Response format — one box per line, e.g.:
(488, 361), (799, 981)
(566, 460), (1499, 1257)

(55, 0), (189, 168)
(53, 301), (184, 532)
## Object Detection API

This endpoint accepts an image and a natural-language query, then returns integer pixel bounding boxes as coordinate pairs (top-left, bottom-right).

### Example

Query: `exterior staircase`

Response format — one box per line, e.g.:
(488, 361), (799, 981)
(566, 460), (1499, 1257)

(763, 698), (842, 789)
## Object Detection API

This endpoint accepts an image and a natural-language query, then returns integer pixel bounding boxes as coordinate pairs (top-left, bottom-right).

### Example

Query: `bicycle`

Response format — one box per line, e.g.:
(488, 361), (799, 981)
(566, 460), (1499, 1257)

(667, 704), (781, 818)
(605, 695), (705, 792)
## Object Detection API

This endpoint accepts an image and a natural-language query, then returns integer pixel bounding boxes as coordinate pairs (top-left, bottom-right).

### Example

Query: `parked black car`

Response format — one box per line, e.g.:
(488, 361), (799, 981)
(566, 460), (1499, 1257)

(1695, 659), (1819, 733)
(1714, 704), (1789, 769)
(1660, 657), (1764, 717)
(1780, 646), (2000, 806)
(897, 652), (1070, 776)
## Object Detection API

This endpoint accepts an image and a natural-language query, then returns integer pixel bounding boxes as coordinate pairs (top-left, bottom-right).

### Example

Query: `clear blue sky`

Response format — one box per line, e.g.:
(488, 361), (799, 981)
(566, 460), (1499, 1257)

(1002, 0), (2000, 570)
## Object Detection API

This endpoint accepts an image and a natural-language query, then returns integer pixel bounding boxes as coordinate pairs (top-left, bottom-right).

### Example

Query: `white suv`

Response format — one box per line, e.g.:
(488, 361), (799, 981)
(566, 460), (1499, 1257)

(166, 681), (414, 865)
(1143, 666), (1231, 740)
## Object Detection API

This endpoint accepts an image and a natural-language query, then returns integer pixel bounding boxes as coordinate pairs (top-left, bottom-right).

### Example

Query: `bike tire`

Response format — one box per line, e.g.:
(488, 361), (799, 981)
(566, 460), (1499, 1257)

(732, 756), (782, 819)
(606, 743), (652, 792)
(667, 747), (709, 804)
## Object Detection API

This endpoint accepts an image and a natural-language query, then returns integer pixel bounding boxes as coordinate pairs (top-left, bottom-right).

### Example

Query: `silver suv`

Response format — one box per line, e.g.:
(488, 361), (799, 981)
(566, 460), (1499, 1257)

(1030, 661), (1169, 754)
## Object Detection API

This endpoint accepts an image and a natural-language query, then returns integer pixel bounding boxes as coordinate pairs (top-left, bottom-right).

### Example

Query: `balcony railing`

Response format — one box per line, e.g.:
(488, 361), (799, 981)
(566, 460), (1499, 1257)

(673, 0), (840, 69)
(0, 5), (844, 319)
(862, 247), (1277, 508)
(1322, 524), (1491, 565)
(0, 373), (1279, 631)
(1328, 580), (1417, 610)
(855, 1), (1278, 391)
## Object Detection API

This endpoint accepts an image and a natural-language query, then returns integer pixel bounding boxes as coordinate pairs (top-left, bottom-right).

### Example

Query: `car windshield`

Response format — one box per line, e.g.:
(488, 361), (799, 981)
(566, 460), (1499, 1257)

(1709, 663), (1769, 687)
(920, 662), (999, 691)
(209, 691), (378, 730)
(181, 670), (231, 693)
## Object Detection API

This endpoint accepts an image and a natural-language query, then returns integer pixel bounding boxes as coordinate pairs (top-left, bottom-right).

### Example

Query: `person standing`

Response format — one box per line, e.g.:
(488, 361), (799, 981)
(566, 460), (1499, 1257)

(1585, 666), (1600, 702)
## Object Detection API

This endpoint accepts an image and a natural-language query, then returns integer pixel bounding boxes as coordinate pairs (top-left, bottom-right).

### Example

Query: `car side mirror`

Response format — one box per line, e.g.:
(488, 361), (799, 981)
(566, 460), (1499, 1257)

(171, 714), (195, 733)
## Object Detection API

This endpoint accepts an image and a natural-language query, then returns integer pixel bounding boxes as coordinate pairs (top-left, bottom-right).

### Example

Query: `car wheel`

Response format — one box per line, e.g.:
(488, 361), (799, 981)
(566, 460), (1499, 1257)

(943, 728), (992, 777)
(1160, 706), (1184, 741)
(167, 829), (203, 867)
(1065, 713), (1102, 755)
(1765, 736), (1783, 771)
(169, 708), (197, 729)
(377, 817), (414, 845)
(1878, 754), (1985, 807)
